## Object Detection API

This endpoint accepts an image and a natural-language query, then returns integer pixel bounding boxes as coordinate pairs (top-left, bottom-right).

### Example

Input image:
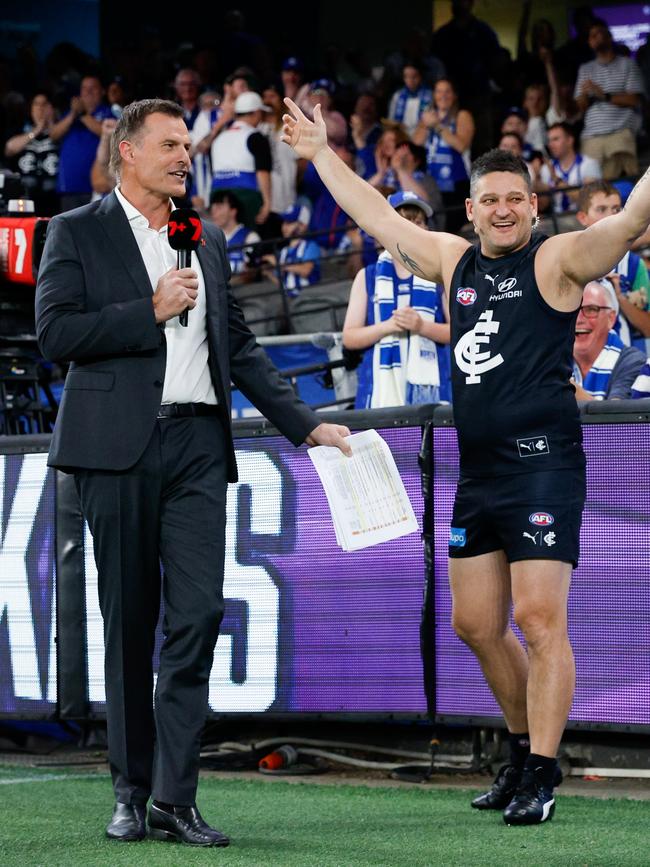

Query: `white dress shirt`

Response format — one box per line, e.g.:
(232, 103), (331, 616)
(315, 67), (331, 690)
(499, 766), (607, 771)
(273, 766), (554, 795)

(114, 187), (217, 405)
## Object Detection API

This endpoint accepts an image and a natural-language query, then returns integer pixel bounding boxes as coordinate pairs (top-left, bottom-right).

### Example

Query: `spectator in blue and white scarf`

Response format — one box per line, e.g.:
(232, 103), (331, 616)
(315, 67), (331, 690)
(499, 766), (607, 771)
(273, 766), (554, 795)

(572, 279), (645, 400)
(387, 63), (433, 138)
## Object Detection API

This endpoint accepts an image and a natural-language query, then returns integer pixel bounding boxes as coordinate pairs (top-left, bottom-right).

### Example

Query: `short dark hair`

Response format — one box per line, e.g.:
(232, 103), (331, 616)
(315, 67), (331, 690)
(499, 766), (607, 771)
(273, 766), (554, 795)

(577, 179), (621, 213)
(470, 147), (532, 197)
(547, 121), (576, 140)
(396, 204), (427, 221)
(403, 141), (427, 169)
(499, 131), (524, 149)
(109, 98), (184, 179)
(210, 189), (243, 221)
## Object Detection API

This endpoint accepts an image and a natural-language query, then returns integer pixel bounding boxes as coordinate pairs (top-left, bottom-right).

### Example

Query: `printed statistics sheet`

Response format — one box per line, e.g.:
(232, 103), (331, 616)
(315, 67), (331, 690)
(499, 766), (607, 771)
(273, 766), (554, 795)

(308, 429), (419, 551)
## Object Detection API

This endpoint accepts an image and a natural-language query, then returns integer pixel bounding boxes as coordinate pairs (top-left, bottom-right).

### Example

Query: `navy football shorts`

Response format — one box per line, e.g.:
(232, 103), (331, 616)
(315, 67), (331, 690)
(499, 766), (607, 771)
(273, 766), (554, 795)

(448, 467), (586, 567)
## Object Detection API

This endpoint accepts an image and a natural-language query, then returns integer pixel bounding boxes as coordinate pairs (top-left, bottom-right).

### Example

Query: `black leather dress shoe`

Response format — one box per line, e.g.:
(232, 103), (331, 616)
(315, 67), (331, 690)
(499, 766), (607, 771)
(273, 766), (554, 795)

(105, 802), (146, 841)
(147, 803), (230, 847)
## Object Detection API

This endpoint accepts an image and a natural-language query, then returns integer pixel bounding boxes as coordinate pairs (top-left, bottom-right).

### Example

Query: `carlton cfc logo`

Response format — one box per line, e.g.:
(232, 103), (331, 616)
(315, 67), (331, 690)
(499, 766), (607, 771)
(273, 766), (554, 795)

(529, 512), (555, 526)
(457, 287), (477, 306)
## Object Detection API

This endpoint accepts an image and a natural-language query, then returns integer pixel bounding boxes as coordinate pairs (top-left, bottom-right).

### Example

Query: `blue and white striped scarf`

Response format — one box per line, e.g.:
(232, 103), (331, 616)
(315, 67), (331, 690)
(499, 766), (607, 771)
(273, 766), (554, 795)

(392, 87), (432, 123)
(573, 329), (625, 399)
(371, 251), (441, 407)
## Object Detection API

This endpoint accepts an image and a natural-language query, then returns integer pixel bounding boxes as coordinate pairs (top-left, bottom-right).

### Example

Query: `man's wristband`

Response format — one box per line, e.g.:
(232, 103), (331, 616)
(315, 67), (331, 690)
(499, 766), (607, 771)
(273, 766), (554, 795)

(603, 92), (611, 102)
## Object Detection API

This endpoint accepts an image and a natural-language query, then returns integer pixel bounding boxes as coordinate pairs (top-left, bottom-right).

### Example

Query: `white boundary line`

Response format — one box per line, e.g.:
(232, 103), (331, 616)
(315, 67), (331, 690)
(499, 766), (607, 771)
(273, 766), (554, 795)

(0, 773), (108, 785)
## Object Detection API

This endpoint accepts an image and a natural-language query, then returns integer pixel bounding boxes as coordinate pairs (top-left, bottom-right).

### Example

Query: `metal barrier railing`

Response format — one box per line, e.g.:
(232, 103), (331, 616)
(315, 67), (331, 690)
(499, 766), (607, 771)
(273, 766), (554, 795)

(224, 179), (608, 335)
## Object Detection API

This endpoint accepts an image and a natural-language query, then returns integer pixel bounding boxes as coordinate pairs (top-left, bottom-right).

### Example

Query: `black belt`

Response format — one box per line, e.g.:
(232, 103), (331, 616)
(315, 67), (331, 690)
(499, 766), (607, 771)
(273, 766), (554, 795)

(157, 402), (220, 419)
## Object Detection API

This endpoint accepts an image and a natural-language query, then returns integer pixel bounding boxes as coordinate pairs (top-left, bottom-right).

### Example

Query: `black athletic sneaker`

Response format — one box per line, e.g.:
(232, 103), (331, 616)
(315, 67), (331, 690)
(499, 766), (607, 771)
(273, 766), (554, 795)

(503, 766), (558, 825)
(471, 764), (522, 810)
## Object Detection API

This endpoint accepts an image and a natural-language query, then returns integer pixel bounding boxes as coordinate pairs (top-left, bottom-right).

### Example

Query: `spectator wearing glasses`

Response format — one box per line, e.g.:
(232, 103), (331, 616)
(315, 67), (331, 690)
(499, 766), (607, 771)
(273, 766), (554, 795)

(577, 181), (650, 354)
(572, 279), (645, 400)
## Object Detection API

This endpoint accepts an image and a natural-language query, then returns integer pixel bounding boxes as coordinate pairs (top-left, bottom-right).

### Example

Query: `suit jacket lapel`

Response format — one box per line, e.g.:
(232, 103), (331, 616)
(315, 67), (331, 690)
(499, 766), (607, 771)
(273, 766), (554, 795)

(196, 228), (221, 321)
(94, 191), (154, 300)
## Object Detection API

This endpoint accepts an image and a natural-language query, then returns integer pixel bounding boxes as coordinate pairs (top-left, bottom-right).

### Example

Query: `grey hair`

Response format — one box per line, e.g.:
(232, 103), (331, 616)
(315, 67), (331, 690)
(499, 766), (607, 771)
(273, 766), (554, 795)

(108, 98), (184, 180)
(589, 277), (620, 316)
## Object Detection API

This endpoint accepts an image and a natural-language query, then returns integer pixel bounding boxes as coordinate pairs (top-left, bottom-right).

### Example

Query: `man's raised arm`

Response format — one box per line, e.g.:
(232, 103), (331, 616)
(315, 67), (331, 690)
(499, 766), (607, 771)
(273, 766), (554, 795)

(282, 99), (465, 284)
(544, 166), (650, 292)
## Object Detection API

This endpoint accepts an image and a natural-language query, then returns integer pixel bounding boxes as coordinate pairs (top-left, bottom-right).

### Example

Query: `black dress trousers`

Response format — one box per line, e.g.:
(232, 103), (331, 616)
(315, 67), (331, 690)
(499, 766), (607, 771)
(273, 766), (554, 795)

(75, 414), (228, 806)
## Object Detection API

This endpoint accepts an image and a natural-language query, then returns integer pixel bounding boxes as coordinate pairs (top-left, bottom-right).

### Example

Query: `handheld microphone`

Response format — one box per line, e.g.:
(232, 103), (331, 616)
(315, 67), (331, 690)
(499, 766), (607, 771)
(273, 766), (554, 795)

(167, 208), (202, 326)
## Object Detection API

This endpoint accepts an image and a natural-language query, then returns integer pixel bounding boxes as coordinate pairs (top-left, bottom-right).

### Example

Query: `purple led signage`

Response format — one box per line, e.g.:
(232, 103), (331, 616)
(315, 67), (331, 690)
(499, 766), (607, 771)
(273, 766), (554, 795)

(433, 424), (650, 727)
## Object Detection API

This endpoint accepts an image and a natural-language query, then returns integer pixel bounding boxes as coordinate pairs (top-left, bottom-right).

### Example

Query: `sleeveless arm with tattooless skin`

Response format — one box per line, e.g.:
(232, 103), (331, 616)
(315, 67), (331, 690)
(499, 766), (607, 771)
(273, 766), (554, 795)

(536, 164), (650, 312)
(282, 98), (469, 286)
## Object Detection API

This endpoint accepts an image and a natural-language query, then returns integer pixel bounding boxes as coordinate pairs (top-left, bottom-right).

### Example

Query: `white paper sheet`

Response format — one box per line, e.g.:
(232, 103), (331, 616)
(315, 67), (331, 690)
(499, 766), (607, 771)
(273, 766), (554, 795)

(308, 429), (419, 551)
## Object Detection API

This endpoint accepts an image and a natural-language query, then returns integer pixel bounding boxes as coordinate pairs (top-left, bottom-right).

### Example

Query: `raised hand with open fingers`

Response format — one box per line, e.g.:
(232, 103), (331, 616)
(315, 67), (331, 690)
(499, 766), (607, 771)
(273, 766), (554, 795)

(282, 98), (329, 161)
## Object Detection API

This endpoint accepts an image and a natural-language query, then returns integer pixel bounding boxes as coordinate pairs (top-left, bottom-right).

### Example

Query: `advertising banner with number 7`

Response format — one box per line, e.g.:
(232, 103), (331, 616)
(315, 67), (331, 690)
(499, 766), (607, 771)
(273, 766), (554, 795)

(0, 216), (49, 285)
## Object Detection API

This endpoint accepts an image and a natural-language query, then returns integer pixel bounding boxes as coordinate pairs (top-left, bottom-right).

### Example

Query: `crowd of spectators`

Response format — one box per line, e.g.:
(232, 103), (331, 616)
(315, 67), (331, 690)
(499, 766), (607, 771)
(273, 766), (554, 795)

(2, 2), (650, 406)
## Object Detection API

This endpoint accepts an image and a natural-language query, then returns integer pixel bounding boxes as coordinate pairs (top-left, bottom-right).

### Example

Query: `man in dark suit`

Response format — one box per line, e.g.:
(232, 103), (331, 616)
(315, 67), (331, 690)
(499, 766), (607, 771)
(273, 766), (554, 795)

(35, 98), (350, 847)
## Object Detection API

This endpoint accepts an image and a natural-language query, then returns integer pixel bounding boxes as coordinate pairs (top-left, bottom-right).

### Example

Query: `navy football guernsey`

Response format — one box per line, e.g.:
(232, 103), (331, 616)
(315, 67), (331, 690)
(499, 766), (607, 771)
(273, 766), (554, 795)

(450, 235), (585, 478)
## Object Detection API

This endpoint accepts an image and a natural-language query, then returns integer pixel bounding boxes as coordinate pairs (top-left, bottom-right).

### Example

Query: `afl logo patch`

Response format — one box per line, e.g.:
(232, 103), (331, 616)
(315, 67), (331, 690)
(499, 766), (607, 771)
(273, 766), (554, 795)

(456, 287), (477, 306)
(529, 512), (554, 526)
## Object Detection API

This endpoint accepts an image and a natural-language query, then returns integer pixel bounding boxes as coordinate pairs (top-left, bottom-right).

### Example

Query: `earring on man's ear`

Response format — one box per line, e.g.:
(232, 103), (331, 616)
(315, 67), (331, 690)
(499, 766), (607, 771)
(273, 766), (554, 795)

(532, 214), (540, 229)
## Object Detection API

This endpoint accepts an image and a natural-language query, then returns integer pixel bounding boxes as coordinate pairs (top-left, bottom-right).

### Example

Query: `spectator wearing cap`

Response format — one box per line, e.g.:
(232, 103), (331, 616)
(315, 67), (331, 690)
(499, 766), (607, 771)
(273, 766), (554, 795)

(306, 79), (348, 147)
(387, 63), (433, 138)
(281, 56), (309, 106)
(572, 278), (646, 400)
(210, 91), (273, 228)
(342, 190), (450, 408)
(262, 205), (321, 296)
(575, 22), (644, 179)
(209, 190), (261, 285)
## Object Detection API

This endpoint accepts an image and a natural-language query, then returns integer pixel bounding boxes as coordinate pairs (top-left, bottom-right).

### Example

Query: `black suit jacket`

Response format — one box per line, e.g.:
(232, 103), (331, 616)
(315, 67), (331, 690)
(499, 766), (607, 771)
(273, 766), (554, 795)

(35, 191), (320, 480)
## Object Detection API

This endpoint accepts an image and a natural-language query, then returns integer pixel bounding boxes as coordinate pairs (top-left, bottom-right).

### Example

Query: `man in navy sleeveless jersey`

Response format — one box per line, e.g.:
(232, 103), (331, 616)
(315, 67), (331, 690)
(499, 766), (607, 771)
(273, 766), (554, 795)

(282, 97), (650, 825)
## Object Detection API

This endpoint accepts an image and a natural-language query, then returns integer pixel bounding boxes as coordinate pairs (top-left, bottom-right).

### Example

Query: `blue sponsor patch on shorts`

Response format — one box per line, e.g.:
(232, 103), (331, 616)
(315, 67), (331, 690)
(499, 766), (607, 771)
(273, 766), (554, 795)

(449, 527), (466, 547)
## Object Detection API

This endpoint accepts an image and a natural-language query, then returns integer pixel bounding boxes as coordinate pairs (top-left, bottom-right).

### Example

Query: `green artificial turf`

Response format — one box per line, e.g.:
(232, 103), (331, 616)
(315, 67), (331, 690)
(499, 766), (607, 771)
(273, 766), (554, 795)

(0, 766), (646, 867)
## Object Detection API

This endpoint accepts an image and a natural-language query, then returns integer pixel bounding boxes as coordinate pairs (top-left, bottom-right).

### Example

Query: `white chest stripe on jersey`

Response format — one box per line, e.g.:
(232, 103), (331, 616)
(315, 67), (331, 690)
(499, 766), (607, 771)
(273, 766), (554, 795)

(454, 310), (505, 384)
